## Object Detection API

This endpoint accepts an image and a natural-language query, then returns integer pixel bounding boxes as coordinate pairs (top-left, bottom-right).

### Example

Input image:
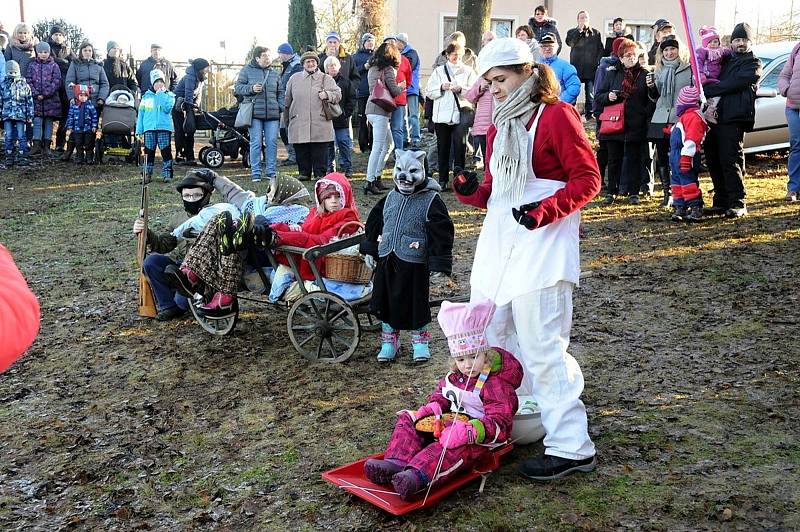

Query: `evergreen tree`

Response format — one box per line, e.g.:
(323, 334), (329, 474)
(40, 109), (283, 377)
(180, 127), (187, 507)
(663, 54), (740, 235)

(288, 0), (318, 53)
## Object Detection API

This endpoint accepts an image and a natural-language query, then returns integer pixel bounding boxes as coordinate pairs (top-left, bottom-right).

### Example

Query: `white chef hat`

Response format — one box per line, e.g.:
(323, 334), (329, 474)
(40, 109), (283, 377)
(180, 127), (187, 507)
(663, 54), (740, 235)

(476, 37), (534, 77)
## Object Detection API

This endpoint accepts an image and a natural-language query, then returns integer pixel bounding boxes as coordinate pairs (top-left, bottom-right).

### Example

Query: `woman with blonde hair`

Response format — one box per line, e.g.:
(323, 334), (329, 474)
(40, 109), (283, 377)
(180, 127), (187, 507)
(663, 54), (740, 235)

(4, 23), (37, 76)
(454, 38), (599, 481)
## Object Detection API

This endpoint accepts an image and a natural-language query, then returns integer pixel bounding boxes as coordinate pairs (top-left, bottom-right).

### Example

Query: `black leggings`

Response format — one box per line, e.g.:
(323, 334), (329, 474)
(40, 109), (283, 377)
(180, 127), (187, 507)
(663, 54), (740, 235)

(434, 122), (468, 184)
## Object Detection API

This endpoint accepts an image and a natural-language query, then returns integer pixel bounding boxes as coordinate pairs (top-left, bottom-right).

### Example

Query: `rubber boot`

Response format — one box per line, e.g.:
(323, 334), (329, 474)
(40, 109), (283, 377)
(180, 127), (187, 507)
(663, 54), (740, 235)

(29, 140), (41, 156)
(411, 326), (431, 363)
(376, 323), (400, 362)
(658, 166), (672, 208)
(74, 146), (85, 165)
(42, 141), (52, 160)
(61, 141), (74, 162)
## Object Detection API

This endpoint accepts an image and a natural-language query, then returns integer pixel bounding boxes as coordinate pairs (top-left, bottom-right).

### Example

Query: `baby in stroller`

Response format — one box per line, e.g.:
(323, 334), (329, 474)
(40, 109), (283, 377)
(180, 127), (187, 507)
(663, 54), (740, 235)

(98, 86), (138, 162)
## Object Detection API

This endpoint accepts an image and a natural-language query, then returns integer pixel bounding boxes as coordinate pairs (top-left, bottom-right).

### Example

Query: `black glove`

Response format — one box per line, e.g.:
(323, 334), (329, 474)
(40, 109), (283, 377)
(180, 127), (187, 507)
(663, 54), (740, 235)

(252, 215), (274, 247)
(511, 201), (542, 230)
(453, 169), (479, 196)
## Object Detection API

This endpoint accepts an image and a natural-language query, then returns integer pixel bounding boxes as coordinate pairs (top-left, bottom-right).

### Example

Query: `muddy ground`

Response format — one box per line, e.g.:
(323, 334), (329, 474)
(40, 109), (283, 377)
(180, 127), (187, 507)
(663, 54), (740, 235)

(0, 141), (798, 531)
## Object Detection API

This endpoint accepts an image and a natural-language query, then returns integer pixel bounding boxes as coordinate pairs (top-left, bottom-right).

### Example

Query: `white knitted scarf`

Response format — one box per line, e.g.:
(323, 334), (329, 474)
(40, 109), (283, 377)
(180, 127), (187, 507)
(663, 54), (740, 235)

(489, 74), (540, 204)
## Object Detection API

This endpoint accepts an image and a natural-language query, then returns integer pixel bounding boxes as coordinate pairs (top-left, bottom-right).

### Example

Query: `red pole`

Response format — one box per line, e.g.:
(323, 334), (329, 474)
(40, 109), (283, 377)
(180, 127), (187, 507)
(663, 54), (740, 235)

(677, 0), (705, 102)
(19, 0), (25, 22)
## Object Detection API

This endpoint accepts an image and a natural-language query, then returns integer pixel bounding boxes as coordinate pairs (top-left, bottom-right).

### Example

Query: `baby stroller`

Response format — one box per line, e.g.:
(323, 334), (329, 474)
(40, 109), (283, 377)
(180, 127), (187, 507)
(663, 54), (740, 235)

(96, 87), (140, 164)
(195, 104), (250, 169)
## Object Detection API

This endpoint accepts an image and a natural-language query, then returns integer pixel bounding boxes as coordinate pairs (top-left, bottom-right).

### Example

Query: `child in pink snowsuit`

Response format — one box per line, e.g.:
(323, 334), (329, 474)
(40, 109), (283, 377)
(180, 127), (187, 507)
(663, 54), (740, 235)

(364, 299), (523, 500)
(695, 26), (731, 123)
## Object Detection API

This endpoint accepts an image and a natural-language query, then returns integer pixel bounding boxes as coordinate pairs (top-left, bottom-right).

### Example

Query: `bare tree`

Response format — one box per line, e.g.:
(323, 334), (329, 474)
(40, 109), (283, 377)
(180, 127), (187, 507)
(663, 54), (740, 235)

(457, 0), (492, 53)
(315, 0), (359, 52)
(356, 0), (386, 42)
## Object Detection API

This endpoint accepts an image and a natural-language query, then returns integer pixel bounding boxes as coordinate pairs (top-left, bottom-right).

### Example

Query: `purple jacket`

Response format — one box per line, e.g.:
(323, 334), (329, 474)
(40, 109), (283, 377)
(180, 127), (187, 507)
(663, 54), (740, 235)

(696, 47), (731, 85)
(26, 57), (62, 118)
(778, 42), (800, 110)
(465, 79), (493, 136)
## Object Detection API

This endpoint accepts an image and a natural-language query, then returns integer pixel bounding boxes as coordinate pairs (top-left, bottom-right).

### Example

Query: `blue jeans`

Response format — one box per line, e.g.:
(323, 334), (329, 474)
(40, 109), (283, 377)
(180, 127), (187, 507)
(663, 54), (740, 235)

(4, 120), (28, 154)
(406, 94), (421, 145)
(249, 118), (279, 179)
(33, 117), (54, 142)
(142, 253), (188, 312)
(582, 80), (594, 119)
(327, 127), (353, 173)
(787, 107), (800, 193)
(390, 105), (407, 155)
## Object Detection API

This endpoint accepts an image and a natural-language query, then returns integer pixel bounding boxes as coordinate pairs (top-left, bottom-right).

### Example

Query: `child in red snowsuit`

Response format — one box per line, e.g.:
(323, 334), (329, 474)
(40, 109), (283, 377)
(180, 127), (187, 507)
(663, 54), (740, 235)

(669, 86), (709, 222)
(364, 299), (523, 500)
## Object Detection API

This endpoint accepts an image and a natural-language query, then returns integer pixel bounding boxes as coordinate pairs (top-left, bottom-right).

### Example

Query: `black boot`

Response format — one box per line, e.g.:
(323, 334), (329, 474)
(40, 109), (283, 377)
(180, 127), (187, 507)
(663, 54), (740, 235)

(61, 141), (75, 162)
(29, 140), (42, 156)
(657, 166), (672, 208)
(363, 180), (384, 195)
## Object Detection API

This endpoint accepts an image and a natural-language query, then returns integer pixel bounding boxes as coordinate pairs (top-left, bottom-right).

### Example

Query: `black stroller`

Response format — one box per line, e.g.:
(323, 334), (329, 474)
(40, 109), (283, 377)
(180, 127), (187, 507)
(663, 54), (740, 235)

(195, 105), (251, 169)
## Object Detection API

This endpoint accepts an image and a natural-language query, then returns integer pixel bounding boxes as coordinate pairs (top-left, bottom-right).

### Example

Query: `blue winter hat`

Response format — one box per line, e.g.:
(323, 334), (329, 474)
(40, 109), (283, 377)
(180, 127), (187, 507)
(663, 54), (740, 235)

(325, 31), (341, 42)
(150, 69), (166, 86)
(35, 42), (51, 54)
(277, 42), (294, 54)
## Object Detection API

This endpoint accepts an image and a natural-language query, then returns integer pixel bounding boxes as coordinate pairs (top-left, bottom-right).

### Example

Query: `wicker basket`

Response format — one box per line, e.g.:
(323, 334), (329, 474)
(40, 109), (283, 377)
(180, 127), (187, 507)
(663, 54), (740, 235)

(325, 222), (372, 284)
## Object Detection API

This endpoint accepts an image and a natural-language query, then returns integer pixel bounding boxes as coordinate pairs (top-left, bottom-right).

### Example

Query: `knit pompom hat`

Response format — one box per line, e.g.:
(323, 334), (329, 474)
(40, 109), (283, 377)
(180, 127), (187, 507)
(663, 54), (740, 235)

(676, 85), (701, 107)
(699, 25), (720, 48)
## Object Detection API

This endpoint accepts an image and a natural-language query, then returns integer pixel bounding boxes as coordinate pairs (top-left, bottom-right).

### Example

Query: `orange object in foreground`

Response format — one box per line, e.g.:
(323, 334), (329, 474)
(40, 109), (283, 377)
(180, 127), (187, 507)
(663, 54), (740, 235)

(0, 244), (40, 372)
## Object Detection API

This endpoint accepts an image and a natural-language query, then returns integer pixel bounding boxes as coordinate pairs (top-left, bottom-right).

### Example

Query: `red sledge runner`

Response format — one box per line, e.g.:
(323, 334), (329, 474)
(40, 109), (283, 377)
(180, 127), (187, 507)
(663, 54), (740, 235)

(321, 444), (514, 516)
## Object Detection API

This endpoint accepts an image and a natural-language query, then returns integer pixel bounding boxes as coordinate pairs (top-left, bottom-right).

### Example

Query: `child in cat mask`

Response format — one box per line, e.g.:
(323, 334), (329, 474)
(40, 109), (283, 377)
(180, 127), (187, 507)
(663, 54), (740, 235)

(360, 149), (455, 363)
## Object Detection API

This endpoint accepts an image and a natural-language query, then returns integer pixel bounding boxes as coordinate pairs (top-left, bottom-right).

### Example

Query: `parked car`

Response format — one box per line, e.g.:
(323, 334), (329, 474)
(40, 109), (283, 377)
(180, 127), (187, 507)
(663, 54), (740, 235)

(743, 41), (798, 154)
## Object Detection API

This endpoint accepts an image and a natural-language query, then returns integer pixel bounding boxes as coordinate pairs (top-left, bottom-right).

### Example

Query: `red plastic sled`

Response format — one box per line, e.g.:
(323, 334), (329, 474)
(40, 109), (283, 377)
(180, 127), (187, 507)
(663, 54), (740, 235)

(321, 444), (513, 516)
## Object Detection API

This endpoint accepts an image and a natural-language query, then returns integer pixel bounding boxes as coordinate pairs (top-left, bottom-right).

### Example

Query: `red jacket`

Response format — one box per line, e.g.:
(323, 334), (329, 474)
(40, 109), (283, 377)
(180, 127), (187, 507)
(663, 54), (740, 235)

(456, 101), (600, 228)
(394, 55), (412, 106)
(0, 245), (40, 372)
(425, 348), (523, 445)
(273, 173), (360, 280)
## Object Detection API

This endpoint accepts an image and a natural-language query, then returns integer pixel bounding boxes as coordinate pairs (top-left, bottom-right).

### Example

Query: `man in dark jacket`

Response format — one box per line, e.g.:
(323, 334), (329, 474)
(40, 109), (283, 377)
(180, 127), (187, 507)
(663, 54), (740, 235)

(528, 5), (562, 55)
(103, 41), (138, 94)
(604, 18), (634, 57)
(319, 31), (359, 88)
(703, 22), (762, 218)
(278, 42), (302, 166)
(566, 10), (604, 119)
(172, 58), (209, 165)
(137, 44), (177, 93)
(352, 33), (375, 153)
(47, 26), (74, 152)
(648, 19), (674, 65)
(324, 56), (354, 176)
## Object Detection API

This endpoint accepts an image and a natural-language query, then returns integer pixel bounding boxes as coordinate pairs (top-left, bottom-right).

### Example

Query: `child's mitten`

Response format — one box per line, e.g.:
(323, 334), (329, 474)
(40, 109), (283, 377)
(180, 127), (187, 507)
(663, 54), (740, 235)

(439, 420), (478, 448)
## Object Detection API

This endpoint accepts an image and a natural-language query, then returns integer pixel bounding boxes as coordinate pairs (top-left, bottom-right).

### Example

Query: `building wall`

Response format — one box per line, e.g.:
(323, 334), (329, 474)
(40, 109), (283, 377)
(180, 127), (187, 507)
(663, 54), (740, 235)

(386, 0), (716, 90)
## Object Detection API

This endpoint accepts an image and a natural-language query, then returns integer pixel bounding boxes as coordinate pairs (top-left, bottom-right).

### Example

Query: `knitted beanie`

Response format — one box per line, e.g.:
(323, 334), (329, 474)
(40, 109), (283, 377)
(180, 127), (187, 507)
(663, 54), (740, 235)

(300, 51), (319, 64)
(699, 25), (720, 48)
(325, 31), (341, 42)
(731, 22), (753, 41)
(35, 42), (51, 54)
(277, 42), (294, 55)
(107, 40), (120, 53)
(676, 85), (700, 107)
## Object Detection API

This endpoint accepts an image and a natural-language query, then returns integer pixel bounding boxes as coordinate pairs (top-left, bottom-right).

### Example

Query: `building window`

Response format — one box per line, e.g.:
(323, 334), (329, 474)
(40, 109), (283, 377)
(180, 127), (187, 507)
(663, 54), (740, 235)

(443, 17), (515, 45)
(605, 20), (657, 46)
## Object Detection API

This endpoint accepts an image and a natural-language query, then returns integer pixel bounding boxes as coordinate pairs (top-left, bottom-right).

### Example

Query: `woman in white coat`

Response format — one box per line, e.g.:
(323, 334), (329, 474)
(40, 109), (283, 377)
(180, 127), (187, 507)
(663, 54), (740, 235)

(426, 42), (476, 188)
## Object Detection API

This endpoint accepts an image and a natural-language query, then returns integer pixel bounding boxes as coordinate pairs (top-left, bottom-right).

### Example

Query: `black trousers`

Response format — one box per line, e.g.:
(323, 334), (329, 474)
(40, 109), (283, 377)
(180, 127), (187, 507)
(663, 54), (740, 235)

(172, 107), (196, 160)
(55, 91), (69, 148)
(356, 97), (372, 152)
(434, 122), (467, 184)
(704, 123), (746, 209)
(294, 142), (328, 179)
(653, 138), (671, 192)
(71, 131), (95, 160)
(606, 140), (643, 196)
(473, 134), (487, 161)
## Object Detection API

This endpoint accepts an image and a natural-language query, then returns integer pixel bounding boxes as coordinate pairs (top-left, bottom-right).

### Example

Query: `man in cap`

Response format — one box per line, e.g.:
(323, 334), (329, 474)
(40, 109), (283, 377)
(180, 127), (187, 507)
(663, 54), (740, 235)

(352, 33), (375, 152)
(702, 22), (763, 218)
(539, 33), (581, 104)
(396, 32), (422, 148)
(278, 42), (302, 166)
(319, 31), (359, 88)
(648, 19), (674, 65)
(137, 43), (177, 94)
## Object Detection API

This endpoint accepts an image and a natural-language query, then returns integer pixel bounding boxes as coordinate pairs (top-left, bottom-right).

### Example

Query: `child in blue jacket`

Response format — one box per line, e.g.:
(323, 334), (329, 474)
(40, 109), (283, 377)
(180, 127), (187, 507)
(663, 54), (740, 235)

(65, 84), (98, 164)
(136, 69), (176, 182)
(1, 60), (35, 167)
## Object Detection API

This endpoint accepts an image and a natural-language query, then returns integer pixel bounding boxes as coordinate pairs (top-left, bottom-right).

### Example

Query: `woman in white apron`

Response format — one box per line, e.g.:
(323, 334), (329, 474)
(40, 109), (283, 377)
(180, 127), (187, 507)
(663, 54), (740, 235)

(453, 38), (600, 480)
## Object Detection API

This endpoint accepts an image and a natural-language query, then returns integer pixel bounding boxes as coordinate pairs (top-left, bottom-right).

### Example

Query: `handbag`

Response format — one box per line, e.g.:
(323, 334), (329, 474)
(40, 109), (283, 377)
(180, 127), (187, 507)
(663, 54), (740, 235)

(368, 68), (398, 112)
(598, 102), (625, 135)
(235, 100), (254, 128)
(321, 74), (343, 120)
(443, 64), (474, 128)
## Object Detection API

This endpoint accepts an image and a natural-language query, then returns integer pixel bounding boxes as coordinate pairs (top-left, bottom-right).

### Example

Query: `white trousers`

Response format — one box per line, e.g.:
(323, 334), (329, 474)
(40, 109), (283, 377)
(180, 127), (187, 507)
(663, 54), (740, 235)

(472, 281), (596, 460)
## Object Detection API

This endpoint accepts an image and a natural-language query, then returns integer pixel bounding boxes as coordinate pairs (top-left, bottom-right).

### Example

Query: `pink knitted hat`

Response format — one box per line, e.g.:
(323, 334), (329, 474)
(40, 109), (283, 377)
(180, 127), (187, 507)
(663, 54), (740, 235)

(699, 25), (720, 48)
(676, 85), (701, 107)
(437, 299), (496, 358)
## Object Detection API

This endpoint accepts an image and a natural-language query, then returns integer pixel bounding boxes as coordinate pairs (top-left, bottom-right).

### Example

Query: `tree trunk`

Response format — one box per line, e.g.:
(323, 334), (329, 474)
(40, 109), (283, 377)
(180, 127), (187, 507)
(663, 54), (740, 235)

(357, 0), (386, 41)
(289, 0), (318, 53)
(457, 0), (492, 53)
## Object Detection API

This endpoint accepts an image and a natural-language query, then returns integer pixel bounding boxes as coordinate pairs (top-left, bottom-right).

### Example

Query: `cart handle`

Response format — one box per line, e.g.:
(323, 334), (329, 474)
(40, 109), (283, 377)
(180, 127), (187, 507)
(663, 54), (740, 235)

(273, 233), (365, 262)
(336, 221), (365, 238)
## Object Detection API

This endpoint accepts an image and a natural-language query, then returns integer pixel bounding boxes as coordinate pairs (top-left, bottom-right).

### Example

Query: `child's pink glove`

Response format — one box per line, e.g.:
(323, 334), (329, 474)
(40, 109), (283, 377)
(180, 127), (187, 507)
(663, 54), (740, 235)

(409, 401), (442, 422)
(439, 420), (477, 448)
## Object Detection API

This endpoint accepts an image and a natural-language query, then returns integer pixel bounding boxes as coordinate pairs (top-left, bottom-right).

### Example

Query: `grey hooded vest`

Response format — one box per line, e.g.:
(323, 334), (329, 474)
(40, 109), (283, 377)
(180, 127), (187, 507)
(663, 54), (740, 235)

(378, 189), (438, 264)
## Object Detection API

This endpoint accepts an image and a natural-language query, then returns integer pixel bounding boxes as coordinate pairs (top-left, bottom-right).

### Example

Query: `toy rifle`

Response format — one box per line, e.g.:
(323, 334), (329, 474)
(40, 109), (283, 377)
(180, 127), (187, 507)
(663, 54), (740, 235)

(136, 154), (158, 317)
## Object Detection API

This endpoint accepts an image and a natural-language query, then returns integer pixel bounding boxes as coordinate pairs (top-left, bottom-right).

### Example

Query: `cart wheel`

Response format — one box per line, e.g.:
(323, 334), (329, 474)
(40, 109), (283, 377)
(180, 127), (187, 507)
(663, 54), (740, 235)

(201, 147), (224, 169)
(95, 139), (104, 163)
(188, 294), (238, 336)
(288, 292), (359, 363)
(198, 146), (210, 161)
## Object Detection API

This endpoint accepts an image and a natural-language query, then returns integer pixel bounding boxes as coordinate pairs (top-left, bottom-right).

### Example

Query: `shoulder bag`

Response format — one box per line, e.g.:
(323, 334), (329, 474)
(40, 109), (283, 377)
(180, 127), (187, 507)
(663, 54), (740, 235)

(368, 68), (398, 112)
(443, 64), (474, 128)
(321, 73), (343, 120)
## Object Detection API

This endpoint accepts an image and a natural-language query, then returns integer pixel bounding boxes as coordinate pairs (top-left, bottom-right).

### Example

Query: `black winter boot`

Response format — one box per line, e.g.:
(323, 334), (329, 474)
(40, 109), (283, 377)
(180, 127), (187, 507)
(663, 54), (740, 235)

(61, 141), (75, 162)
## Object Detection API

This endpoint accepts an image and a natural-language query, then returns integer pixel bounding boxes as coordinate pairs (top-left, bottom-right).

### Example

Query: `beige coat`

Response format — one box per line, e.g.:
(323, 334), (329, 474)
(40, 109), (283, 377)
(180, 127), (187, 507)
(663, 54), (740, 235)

(284, 69), (342, 144)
